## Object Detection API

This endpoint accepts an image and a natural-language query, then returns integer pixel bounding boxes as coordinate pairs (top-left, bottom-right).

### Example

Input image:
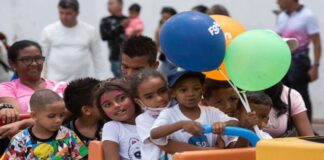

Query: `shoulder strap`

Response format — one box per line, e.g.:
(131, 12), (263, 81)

(287, 88), (293, 130)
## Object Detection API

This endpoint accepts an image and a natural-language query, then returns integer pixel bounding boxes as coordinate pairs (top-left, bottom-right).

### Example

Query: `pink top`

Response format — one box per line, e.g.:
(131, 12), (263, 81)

(0, 79), (67, 113)
(263, 85), (307, 137)
(125, 16), (144, 37)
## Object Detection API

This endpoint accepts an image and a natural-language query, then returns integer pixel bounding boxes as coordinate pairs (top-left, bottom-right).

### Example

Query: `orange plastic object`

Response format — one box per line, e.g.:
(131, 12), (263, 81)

(172, 148), (255, 160)
(0, 113), (31, 126)
(89, 140), (104, 160)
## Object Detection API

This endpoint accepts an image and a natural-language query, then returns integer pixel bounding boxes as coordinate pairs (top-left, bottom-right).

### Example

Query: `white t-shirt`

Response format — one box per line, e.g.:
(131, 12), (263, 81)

(136, 111), (169, 160)
(276, 6), (319, 50)
(102, 121), (141, 160)
(41, 21), (106, 82)
(151, 104), (237, 148)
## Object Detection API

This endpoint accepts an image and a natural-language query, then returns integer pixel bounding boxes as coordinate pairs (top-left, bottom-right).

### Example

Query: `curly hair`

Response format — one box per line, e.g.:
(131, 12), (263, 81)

(121, 35), (157, 65)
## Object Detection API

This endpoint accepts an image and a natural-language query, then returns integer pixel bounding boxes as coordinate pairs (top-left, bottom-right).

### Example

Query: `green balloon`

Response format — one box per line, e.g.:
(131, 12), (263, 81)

(224, 30), (291, 91)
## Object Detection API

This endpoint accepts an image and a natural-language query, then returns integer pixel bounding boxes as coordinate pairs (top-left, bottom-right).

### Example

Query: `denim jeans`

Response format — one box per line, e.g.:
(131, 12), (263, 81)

(110, 59), (121, 78)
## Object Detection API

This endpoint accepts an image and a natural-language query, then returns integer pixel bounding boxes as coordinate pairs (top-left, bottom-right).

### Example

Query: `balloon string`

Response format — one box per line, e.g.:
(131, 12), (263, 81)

(219, 69), (263, 139)
(218, 70), (248, 108)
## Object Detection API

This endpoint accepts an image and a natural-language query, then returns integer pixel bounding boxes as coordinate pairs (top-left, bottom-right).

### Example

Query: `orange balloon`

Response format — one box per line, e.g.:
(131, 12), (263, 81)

(203, 15), (246, 81)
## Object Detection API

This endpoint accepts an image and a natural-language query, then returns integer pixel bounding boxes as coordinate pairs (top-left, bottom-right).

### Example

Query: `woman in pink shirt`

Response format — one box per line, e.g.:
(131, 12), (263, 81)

(0, 40), (66, 125)
(263, 82), (314, 137)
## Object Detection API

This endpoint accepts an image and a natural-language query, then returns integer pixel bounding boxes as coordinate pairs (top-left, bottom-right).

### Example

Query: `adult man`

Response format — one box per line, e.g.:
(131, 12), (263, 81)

(276, 0), (322, 121)
(100, 0), (127, 78)
(121, 35), (159, 80)
(41, 0), (104, 82)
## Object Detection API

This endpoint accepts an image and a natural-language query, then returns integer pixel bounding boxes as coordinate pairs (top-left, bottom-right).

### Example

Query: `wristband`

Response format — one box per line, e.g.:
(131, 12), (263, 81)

(0, 103), (14, 110)
(313, 63), (320, 68)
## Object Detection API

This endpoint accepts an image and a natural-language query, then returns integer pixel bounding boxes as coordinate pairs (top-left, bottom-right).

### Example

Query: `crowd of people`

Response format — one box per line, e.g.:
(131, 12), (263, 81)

(0, 0), (321, 159)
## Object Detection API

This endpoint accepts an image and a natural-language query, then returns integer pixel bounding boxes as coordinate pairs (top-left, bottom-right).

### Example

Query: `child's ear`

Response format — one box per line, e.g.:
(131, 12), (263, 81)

(81, 105), (91, 116)
(30, 111), (37, 119)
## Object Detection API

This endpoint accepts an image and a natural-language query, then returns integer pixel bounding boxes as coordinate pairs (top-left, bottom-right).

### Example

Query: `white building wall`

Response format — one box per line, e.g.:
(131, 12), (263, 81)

(0, 0), (323, 120)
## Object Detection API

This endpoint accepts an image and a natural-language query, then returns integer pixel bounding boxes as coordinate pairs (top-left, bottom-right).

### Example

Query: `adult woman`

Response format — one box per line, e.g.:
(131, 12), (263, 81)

(263, 82), (314, 137)
(0, 40), (66, 124)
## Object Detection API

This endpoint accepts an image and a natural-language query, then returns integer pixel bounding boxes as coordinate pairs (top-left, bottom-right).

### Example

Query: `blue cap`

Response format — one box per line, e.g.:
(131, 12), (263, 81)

(167, 67), (205, 88)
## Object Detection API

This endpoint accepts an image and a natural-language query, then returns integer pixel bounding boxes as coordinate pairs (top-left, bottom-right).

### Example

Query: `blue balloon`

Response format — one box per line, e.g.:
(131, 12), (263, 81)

(160, 11), (226, 72)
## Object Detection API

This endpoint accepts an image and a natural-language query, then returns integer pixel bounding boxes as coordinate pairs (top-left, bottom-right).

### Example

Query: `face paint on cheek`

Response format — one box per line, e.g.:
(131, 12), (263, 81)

(105, 110), (114, 117)
(122, 98), (134, 110)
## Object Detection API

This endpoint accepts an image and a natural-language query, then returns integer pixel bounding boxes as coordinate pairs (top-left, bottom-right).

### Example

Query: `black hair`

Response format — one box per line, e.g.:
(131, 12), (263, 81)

(161, 7), (177, 16)
(207, 4), (230, 16)
(8, 40), (42, 63)
(264, 82), (288, 117)
(30, 89), (63, 111)
(94, 78), (142, 122)
(0, 32), (9, 51)
(192, 5), (208, 13)
(63, 77), (100, 118)
(122, 35), (157, 65)
(116, 0), (123, 5)
(130, 68), (167, 97)
(58, 0), (79, 12)
(237, 91), (272, 111)
(173, 72), (205, 88)
(129, 3), (141, 13)
(203, 78), (231, 99)
(158, 7), (177, 26)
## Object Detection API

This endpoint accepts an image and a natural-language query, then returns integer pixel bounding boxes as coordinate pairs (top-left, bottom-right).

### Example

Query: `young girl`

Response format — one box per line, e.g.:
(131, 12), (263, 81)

(150, 68), (239, 150)
(95, 78), (142, 160)
(131, 69), (173, 160)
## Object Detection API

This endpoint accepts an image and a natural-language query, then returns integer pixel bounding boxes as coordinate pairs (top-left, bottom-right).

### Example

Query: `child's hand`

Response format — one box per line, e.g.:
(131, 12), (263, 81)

(212, 122), (226, 134)
(240, 111), (258, 129)
(181, 120), (203, 136)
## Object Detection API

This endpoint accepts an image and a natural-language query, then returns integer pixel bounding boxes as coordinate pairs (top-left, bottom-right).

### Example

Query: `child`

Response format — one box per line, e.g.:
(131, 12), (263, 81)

(131, 68), (171, 160)
(150, 68), (239, 150)
(95, 78), (142, 160)
(1, 89), (87, 159)
(63, 77), (103, 146)
(125, 3), (144, 37)
(234, 92), (272, 147)
(202, 78), (239, 117)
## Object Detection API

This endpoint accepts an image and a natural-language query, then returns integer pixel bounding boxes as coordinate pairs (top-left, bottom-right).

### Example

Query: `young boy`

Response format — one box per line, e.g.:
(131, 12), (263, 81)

(1, 89), (87, 159)
(150, 68), (238, 150)
(234, 92), (272, 147)
(63, 77), (103, 146)
(125, 3), (144, 37)
(202, 78), (239, 117)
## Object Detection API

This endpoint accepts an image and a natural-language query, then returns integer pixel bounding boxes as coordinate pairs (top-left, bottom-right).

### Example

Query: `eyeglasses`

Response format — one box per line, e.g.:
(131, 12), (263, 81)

(17, 56), (45, 65)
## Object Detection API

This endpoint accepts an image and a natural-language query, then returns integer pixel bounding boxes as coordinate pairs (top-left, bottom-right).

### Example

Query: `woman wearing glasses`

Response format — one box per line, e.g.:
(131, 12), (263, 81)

(0, 40), (66, 128)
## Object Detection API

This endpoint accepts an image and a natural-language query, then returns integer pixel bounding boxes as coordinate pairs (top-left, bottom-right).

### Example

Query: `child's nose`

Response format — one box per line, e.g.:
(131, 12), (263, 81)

(112, 102), (122, 109)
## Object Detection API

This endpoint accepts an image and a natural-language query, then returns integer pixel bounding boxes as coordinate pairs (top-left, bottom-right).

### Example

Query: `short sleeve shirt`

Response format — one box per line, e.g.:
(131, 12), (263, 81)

(1, 126), (88, 160)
